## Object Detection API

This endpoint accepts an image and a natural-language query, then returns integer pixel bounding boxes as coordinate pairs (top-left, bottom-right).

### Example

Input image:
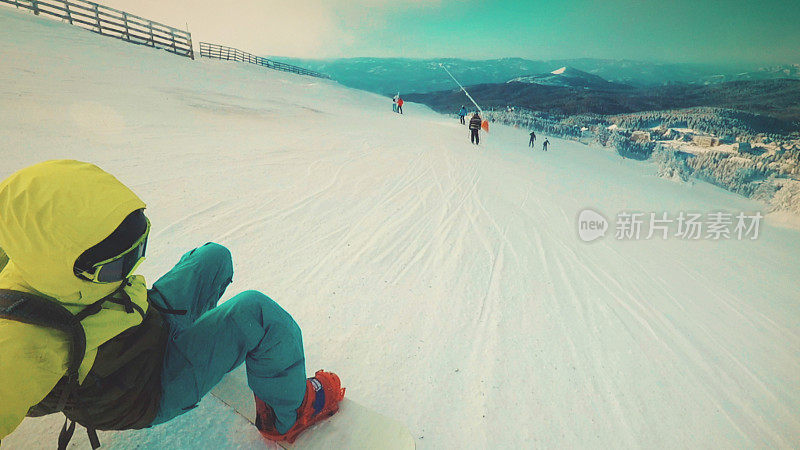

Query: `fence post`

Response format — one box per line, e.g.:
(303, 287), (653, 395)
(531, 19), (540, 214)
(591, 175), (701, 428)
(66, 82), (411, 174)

(93, 4), (101, 33)
(62, 1), (73, 23)
(185, 23), (194, 60)
(31, 0), (39, 15)
(122, 12), (130, 41)
(148, 20), (155, 46)
(169, 28), (177, 54)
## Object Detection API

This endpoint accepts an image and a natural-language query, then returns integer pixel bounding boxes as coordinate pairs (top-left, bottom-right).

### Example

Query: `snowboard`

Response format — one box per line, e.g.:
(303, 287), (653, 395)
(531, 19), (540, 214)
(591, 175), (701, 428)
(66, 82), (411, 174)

(210, 366), (416, 449)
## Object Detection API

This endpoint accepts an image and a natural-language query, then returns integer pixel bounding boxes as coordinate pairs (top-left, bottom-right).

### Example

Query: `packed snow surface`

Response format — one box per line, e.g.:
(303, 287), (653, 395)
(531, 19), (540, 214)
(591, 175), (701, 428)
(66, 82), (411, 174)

(2, 7), (799, 449)
(552, 66), (567, 74)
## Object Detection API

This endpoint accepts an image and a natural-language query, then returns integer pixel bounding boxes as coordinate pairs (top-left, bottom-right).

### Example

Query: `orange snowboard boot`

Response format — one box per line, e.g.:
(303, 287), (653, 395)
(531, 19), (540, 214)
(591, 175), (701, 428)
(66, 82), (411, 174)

(255, 370), (345, 443)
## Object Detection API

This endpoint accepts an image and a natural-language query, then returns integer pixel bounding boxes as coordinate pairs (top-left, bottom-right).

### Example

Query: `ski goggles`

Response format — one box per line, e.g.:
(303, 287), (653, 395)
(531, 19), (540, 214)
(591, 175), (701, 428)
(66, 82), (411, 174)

(79, 218), (150, 283)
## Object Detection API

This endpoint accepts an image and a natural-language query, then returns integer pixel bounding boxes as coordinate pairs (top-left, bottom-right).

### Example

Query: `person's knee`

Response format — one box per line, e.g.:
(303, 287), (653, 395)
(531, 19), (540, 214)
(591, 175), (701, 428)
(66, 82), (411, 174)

(192, 242), (234, 280)
(196, 242), (232, 263)
(231, 291), (301, 339)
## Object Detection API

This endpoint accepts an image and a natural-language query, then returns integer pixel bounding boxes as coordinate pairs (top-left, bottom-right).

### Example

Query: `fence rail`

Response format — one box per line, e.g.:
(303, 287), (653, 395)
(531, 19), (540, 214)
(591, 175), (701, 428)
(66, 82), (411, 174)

(199, 42), (329, 80)
(1, 0), (193, 59)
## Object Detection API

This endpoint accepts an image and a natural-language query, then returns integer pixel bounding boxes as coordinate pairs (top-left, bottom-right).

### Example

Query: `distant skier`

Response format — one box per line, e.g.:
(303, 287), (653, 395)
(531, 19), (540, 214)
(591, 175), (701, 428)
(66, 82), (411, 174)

(542, 138), (550, 151)
(529, 131), (536, 148)
(469, 112), (482, 145)
(0, 160), (344, 446)
(397, 97), (404, 114)
(392, 96), (397, 113)
(458, 105), (467, 125)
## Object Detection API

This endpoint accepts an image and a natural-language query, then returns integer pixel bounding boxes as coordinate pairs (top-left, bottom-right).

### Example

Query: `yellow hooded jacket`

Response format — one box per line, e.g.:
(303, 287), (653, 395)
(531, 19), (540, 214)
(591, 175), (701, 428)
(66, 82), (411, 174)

(0, 160), (151, 439)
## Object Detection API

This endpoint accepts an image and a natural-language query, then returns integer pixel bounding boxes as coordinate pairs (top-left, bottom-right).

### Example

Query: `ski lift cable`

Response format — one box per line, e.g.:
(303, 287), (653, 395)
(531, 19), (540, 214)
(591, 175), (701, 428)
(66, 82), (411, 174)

(439, 63), (483, 115)
(440, 63), (489, 133)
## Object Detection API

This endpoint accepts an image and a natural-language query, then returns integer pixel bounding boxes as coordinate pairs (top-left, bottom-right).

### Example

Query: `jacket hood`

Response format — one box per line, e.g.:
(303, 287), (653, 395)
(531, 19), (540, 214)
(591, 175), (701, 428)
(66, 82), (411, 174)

(0, 160), (146, 303)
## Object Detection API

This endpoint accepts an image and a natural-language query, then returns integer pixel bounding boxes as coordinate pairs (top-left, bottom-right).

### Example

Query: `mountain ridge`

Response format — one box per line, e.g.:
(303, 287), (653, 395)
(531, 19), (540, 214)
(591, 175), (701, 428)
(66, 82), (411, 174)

(404, 78), (800, 132)
(508, 66), (632, 90)
(270, 56), (800, 95)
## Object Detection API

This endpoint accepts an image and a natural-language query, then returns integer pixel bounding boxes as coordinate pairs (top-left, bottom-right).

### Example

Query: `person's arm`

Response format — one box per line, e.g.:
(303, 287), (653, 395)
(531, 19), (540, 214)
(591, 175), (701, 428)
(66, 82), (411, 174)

(0, 322), (67, 440)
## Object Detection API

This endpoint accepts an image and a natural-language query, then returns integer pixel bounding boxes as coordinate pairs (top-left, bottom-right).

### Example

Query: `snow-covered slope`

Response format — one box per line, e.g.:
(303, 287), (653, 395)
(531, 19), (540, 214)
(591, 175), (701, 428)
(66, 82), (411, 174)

(508, 66), (626, 89)
(2, 7), (800, 449)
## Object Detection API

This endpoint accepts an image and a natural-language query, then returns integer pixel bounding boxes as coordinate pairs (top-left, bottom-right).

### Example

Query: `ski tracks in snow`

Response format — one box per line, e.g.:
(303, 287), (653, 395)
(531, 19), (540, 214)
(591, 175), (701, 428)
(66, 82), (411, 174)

(130, 123), (800, 449)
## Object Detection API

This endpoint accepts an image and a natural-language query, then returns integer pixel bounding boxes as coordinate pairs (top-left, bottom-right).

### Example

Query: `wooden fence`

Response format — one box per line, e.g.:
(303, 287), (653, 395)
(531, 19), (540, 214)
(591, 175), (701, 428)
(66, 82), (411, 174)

(1, 0), (193, 59)
(199, 42), (329, 80)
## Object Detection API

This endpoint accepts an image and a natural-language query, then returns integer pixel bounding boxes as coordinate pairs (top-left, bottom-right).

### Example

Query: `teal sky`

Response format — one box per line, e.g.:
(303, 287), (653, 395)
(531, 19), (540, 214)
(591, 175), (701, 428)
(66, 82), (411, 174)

(106, 0), (800, 64)
(347, 0), (800, 64)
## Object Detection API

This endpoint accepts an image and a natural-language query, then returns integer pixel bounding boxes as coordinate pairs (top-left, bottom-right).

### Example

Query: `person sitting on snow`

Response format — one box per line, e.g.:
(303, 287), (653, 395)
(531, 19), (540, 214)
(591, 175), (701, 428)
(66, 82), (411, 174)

(0, 160), (344, 447)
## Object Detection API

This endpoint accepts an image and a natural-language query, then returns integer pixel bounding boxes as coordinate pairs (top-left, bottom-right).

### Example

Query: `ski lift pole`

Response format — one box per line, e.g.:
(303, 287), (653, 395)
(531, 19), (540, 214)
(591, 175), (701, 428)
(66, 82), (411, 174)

(440, 63), (482, 114)
(440, 63), (489, 132)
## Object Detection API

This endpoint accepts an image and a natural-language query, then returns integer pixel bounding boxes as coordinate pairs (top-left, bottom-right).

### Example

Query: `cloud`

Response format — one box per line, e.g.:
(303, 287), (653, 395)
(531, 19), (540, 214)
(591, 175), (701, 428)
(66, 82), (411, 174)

(101, 0), (444, 58)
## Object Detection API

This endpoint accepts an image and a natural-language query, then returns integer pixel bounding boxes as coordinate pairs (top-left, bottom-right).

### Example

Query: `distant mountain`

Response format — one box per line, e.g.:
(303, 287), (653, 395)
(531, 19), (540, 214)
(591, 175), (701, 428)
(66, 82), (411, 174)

(268, 57), (552, 96)
(405, 82), (639, 116)
(509, 66), (631, 90)
(725, 64), (800, 82)
(268, 57), (800, 95)
(404, 78), (800, 131)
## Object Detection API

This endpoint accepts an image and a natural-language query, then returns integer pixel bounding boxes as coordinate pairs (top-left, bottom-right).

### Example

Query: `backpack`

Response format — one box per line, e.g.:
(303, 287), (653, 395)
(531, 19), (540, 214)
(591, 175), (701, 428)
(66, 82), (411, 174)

(0, 289), (106, 449)
(0, 247), (173, 449)
(0, 283), (173, 449)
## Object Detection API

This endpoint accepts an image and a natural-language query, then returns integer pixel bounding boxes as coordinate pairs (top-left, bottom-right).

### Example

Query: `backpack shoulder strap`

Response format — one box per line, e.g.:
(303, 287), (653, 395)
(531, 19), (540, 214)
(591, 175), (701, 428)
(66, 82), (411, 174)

(0, 289), (87, 397)
(0, 289), (103, 449)
(0, 247), (8, 272)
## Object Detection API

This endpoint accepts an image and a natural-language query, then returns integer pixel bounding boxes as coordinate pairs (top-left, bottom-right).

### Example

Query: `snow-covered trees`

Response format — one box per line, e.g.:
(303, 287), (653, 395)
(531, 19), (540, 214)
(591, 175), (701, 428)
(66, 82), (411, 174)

(484, 106), (800, 214)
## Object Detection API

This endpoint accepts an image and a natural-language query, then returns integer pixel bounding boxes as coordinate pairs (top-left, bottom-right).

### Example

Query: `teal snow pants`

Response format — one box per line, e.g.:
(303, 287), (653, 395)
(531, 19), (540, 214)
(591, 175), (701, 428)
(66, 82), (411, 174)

(149, 243), (306, 434)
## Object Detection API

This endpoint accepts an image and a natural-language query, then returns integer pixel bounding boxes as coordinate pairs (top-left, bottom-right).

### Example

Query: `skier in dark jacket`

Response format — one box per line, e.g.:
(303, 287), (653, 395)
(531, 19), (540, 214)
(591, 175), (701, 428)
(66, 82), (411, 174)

(542, 138), (550, 151)
(469, 113), (482, 145)
(458, 106), (467, 125)
(529, 131), (536, 148)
